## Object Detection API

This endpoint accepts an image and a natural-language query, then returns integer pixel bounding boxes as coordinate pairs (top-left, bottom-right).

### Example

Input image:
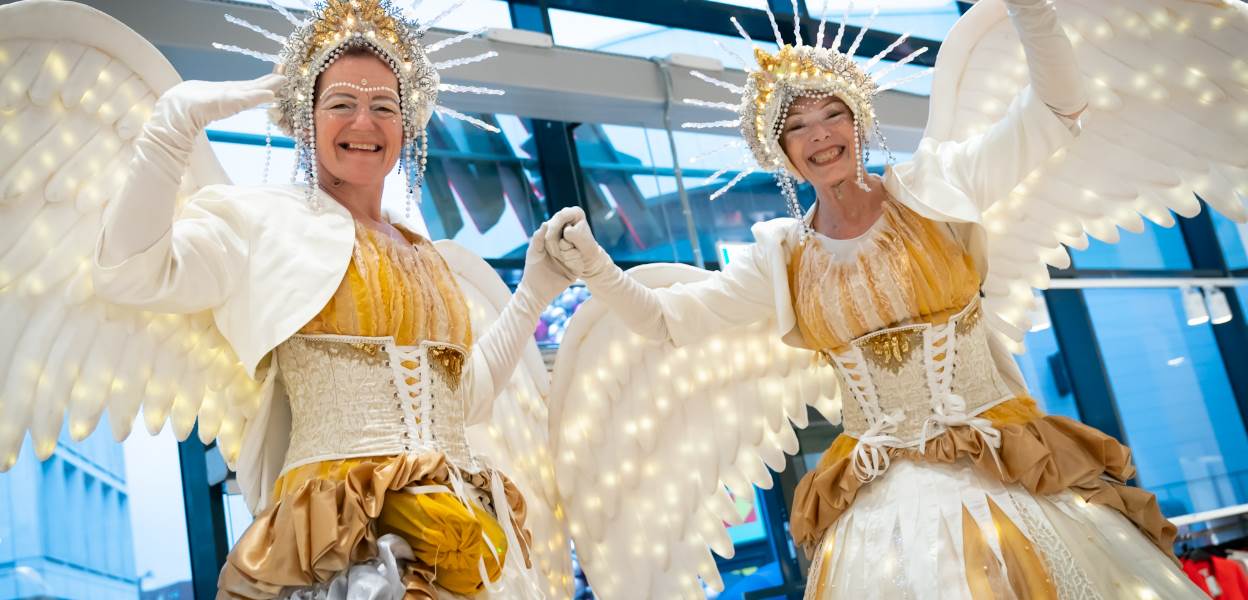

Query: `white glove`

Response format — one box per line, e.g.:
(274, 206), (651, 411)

(548, 207), (670, 342)
(1002, 0), (1087, 118)
(99, 75), (284, 265)
(473, 218), (577, 401)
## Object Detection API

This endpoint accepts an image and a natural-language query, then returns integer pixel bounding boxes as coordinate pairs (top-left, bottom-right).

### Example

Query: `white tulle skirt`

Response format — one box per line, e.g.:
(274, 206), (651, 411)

(803, 459), (1204, 599)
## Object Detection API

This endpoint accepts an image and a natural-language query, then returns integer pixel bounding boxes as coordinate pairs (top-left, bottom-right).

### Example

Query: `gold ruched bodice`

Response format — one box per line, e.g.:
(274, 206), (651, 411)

(302, 222), (473, 347)
(785, 200), (1175, 573)
(789, 198), (981, 351)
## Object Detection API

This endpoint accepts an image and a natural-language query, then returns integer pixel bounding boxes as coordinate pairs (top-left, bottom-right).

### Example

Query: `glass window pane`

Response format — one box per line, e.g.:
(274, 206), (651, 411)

(574, 122), (912, 265)
(825, 0), (962, 41)
(1212, 209), (1248, 270)
(422, 113), (546, 258)
(1085, 288), (1248, 517)
(549, 9), (778, 60)
(575, 123), (690, 263)
(407, 0), (512, 31)
(1069, 219), (1191, 270)
(0, 415), (194, 598)
(1014, 301), (1082, 422)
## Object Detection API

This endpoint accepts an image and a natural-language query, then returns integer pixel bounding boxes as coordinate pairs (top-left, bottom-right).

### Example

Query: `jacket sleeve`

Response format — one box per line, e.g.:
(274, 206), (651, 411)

(901, 87), (1078, 215)
(92, 184), (251, 314)
(650, 237), (781, 348)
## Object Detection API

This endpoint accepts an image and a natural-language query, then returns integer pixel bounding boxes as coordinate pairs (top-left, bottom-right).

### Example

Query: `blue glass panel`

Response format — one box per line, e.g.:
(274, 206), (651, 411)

(1085, 288), (1248, 517)
(1212, 210), (1248, 270)
(1069, 219), (1192, 270)
(1014, 305), (1083, 422)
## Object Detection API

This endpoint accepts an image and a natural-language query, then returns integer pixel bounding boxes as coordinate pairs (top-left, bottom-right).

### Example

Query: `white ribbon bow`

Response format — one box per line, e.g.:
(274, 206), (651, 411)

(850, 411), (904, 482)
(919, 393), (1004, 473)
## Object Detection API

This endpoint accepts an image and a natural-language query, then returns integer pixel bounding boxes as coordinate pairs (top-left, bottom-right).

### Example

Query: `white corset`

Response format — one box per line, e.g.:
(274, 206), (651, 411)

(825, 299), (1015, 482)
(276, 333), (480, 475)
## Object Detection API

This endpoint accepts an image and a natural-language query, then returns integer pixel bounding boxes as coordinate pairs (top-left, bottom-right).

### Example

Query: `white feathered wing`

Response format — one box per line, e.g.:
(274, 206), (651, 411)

(0, 0), (262, 470)
(927, 0), (1248, 350)
(547, 264), (842, 599)
(436, 239), (574, 600)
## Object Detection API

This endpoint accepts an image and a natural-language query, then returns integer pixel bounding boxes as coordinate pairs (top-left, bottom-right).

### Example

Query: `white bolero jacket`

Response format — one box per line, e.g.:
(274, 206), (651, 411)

(92, 183), (502, 512)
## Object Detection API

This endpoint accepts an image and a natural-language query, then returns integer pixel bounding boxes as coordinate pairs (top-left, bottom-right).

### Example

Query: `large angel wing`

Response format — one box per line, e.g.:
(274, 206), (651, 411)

(926, 0), (1248, 349)
(548, 264), (842, 599)
(0, 0), (262, 470)
(434, 239), (574, 600)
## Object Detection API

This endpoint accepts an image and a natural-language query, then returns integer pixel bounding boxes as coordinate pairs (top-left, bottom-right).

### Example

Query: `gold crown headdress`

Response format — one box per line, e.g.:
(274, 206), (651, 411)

(214, 0), (505, 215)
(683, 0), (932, 223)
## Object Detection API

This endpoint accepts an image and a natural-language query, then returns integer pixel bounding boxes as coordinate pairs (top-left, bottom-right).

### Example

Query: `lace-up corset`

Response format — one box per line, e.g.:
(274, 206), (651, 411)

(825, 299), (1014, 447)
(277, 334), (479, 474)
(791, 200), (1018, 480)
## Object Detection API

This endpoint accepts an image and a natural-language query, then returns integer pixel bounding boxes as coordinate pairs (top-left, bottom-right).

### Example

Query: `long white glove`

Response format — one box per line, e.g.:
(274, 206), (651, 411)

(545, 207), (670, 343)
(1003, 0), (1087, 118)
(98, 75), (284, 266)
(471, 219), (576, 410)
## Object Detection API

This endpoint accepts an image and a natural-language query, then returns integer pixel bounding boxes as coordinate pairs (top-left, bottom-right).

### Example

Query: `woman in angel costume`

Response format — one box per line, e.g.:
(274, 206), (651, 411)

(546, 0), (1246, 597)
(1, 0), (572, 598)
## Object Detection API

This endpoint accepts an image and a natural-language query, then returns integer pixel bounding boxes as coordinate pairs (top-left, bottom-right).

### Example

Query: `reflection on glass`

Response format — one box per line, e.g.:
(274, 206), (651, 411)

(0, 415), (193, 598)
(1085, 288), (1248, 517)
(1014, 305), (1082, 422)
(421, 113), (545, 258)
(573, 121), (914, 264)
(1069, 218), (1191, 270)
(573, 123), (786, 264)
(538, 286), (591, 346)
(209, 110), (545, 260)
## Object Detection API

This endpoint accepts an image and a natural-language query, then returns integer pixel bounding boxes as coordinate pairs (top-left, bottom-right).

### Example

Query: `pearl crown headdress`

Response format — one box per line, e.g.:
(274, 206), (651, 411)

(682, 0), (932, 226)
(214, 0), (506, 216)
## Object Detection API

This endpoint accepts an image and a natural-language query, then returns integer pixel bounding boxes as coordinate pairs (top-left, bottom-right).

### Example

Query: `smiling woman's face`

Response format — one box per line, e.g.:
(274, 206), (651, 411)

(314, 51), (403, 187)
(778, 95), (858, 189)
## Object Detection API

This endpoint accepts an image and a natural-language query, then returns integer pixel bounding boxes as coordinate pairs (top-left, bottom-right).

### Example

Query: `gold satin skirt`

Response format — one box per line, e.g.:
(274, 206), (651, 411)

(217, 453), (529, 600)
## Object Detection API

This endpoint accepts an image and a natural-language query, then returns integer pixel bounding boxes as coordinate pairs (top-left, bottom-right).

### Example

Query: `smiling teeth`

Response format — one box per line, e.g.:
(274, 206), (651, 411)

(346, 143), (378, 151)
(811, 147), (843, 165)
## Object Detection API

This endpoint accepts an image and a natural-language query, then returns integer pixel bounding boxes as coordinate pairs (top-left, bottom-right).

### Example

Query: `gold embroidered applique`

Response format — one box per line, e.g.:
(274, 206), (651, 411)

(859, 328), (922, 372)
(955, 302), (983, 336)
(428, 345), (465, 391)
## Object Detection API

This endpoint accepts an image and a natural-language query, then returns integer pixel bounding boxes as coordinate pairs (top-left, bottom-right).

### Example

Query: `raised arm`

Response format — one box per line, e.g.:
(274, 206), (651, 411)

(92, 76), (281, 313)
